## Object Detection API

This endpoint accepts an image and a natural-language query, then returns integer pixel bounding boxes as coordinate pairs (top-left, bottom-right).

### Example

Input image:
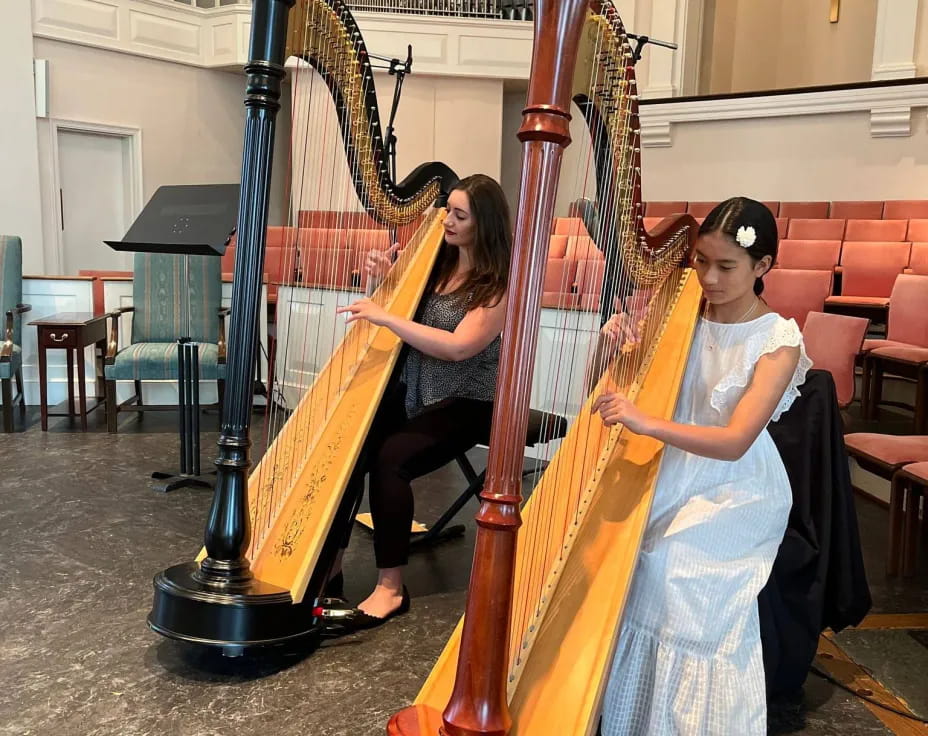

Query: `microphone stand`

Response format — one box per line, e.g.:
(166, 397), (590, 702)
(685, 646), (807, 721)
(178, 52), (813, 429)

(626, 32), (678, 65)
(366, 45), (413, 259)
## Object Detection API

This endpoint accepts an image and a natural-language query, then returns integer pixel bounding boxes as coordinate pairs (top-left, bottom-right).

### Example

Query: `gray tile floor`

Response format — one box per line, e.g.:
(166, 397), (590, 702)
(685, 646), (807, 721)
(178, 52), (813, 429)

(0, 403), (925, 735)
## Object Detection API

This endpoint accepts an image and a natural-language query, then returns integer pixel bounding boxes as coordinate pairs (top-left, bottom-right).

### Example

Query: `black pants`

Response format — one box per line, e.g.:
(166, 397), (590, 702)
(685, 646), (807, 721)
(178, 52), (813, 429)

(342, 381), (494, 568)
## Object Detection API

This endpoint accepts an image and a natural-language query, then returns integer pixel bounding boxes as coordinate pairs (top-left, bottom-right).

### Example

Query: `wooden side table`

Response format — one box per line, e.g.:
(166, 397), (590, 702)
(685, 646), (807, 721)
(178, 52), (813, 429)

(29, 312), (108, 431)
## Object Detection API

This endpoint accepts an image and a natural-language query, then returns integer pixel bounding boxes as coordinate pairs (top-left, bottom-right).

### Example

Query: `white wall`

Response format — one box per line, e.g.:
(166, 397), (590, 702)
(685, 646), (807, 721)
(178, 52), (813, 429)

(917, 0), (928, 76)
(1, 3), (45, 273)
(33, 38), (291, 275)
(641, 107), (928, 202)
(501, 91), (601, 219)
(290, 66), (504, 214)
(501, 89), (524, 214)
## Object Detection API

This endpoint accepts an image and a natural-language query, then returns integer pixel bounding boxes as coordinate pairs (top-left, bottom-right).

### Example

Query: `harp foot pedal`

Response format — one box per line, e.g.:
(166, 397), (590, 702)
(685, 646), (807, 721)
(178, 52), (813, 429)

(387, 704), (445, 736)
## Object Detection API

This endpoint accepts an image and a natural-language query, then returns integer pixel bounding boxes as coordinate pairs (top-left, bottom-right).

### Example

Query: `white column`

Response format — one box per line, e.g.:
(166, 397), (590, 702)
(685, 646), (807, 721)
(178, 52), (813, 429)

(641, 0), (704, 99)
(871, 0), (919, 80)
(0, 2), (45, 272)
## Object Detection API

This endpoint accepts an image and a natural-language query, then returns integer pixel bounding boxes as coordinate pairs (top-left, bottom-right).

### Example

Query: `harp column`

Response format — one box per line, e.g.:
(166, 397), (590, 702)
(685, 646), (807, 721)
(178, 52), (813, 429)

(198, 0), (295, 585)
(388, 0), (589, 734)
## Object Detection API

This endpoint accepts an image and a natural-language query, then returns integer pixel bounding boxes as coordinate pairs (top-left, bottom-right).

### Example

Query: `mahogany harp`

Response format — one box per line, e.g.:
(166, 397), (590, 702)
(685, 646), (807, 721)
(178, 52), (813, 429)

(148, 0), (456, 653)
(388, 0), (699, 733)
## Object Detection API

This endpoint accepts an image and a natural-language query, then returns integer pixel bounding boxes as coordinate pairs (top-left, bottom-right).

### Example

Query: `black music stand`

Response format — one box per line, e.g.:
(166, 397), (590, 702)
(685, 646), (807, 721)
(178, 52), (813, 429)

(106, 184), (239, 493)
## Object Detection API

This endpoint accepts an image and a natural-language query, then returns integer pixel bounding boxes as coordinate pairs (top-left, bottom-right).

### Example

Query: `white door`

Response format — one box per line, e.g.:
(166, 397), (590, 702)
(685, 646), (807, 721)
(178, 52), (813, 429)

(57, 129), (134, 273)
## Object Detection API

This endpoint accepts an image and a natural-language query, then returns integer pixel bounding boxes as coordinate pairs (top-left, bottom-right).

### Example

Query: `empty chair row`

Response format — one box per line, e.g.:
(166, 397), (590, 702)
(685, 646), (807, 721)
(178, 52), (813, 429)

(643, 216), (927, 243)
(644, 215), (792, 240)
(765, 272), (928, 341)
(776, 240), (928, 275)
(645, 200), (928, 219)
(542, 257), (605, 310)
(787, 218), (926, 242)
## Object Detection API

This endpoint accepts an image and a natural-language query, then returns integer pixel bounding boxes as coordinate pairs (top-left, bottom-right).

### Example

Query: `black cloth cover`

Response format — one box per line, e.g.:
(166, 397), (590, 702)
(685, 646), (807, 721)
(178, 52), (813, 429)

(760, 369), (872, 696)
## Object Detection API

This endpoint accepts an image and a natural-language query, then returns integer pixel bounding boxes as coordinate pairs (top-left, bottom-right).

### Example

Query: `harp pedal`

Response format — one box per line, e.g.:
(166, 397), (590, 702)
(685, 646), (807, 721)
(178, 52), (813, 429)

(354, 512), (429, 534)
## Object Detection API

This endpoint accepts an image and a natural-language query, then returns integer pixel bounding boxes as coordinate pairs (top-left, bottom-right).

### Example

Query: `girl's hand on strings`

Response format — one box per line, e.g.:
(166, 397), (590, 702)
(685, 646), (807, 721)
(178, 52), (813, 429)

(591, 391), (651, 434)
(336, 298), (392, 327)
(365, 243), (400, 279)
(601, 312), (640, 345)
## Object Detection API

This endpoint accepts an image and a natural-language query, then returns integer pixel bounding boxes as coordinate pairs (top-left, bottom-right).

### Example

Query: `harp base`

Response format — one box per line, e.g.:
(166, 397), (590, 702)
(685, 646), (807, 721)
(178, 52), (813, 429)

(148, 561), (320, 656)
(386, 704), (444, 736)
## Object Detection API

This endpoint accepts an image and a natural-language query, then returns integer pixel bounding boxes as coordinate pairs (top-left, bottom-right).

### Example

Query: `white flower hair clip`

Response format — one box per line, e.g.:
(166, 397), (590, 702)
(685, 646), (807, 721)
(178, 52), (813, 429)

(735, 225), (756, 248)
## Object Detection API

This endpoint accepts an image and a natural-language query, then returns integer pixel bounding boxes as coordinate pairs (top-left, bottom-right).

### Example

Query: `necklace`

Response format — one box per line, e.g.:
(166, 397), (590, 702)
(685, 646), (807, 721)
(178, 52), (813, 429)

(708, 297), (759, 325)
(704, 298), (760, 351)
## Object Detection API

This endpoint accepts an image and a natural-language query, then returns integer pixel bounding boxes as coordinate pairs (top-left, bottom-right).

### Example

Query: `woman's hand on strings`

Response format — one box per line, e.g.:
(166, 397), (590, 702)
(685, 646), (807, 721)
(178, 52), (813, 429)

(336, 298), (392, 327)
(591, 391), (651, 434)
(365, 243), (400, 279)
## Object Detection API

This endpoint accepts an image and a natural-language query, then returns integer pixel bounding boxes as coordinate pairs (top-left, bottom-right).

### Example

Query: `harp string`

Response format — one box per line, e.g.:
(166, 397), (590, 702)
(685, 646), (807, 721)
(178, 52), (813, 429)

(505, 2), (694, 684)
(246, 0), (400, 559)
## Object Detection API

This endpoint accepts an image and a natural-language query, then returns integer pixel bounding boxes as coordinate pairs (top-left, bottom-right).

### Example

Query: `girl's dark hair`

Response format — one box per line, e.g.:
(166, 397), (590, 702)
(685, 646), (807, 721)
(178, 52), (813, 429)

(431, 174), (512, 309)
(698, 197), (778, 295)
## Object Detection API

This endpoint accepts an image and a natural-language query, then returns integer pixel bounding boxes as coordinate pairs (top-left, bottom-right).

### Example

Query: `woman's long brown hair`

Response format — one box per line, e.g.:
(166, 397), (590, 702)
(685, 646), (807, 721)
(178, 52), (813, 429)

(430, 174), (512, 309)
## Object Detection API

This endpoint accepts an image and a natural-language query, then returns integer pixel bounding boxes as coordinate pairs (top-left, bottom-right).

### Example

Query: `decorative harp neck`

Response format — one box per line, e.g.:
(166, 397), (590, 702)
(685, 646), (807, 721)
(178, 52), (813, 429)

(287, 0), (457, 224)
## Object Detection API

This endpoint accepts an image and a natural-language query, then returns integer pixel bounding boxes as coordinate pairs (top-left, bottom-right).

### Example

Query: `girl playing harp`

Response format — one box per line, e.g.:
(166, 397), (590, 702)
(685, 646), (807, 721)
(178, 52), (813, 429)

(593, 197), (812, 735)
(331, 174), (512, 628)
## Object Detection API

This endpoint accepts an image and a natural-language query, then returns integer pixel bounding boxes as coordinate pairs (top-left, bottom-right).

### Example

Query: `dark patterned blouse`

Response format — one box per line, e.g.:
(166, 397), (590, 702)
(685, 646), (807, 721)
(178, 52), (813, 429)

(402, 290), (501, 416)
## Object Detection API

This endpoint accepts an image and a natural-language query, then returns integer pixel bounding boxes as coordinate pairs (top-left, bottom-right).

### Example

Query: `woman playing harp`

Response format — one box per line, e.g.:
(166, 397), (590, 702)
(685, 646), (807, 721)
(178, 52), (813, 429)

(331, 174), (512, 627)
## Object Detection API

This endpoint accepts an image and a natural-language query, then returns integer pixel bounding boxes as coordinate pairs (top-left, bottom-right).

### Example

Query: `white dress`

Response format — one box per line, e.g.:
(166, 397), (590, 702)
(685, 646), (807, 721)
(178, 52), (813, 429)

(601, 312), (812, 736)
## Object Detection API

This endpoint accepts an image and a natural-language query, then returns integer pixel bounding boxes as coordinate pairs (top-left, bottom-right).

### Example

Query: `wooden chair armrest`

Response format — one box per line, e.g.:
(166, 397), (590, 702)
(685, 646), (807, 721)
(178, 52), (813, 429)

(2, 304), (32, 360)
(106, 306), (134, 362)
(217, 307), (229, 362)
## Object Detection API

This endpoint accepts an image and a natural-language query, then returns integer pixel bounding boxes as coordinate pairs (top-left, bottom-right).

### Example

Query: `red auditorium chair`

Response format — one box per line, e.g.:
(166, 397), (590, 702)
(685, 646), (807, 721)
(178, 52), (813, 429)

(298, 248), (353, 289)
(775, 218), (788, 239)
(883, 200), (928, 220)
(762, 268), (833, 329)
(801, 311), (869, 408)
(824, 241), (911, 318)
(890, 462), (928, 576)
(542, 258), (578, 309)
(779, 201), (829, 219)
(565, 235), (604, 261)
(553, 218), (589, 237)
(763, 202), (780, 217)
(859, 275), (928, 429)
(776, 240), (842, 271)
(643, 217), (665, 232)
(786, 218), (846, 240)
(906, 219), (928, 242)
(830, 201), (884, 220)
(844, 219), (909, 242)
(686, 201), (719, 218)
(906, 242), (928, 275)
(644, 201), (687, 217)
(842, 433), (928, 574)
(575, 258), (606, 311)
(549, 234), (569, 259)
(861, 274), (928, 353)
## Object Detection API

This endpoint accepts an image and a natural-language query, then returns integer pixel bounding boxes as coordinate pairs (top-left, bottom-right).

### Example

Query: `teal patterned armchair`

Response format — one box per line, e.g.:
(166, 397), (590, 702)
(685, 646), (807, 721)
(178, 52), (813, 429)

(103, 253), (227, 432)
(1, 236), (31, 432)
